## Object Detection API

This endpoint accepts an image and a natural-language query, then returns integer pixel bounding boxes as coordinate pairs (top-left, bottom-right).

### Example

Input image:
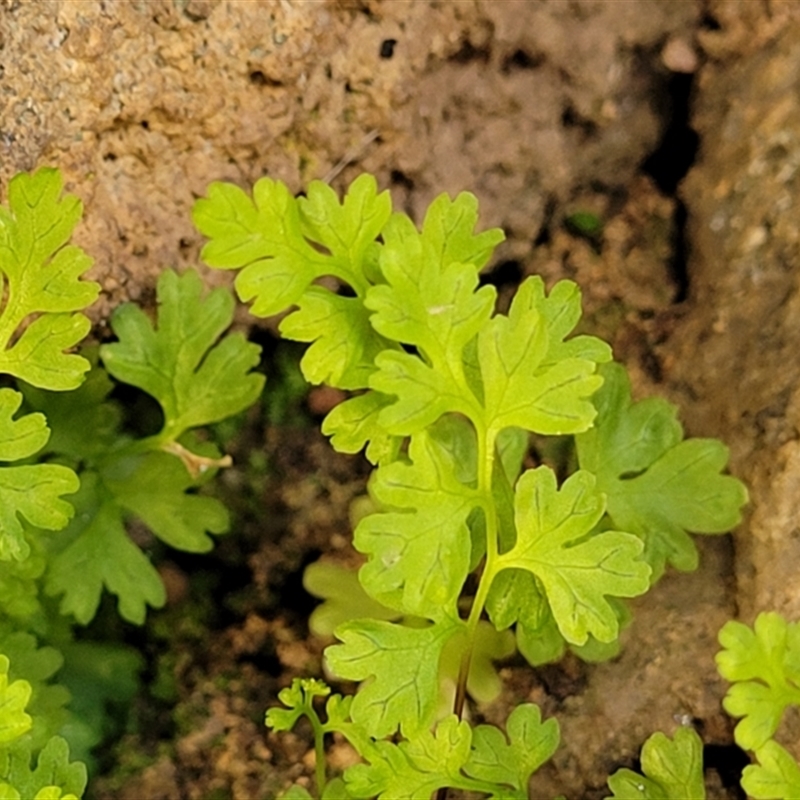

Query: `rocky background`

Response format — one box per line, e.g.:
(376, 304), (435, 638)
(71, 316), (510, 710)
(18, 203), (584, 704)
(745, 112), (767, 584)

(3, 0), (800, 797)
(3, 0), (696, 315)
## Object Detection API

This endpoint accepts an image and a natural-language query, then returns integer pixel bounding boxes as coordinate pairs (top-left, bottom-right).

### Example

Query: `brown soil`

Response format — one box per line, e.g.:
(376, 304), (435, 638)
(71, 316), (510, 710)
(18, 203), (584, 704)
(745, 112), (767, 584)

(3, 0), (799, 797)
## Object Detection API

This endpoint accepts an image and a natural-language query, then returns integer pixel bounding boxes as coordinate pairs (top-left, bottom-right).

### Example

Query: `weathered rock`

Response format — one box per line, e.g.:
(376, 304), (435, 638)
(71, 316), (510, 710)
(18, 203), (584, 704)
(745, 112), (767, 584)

(0, 0), (696, 324)
(667, 16), (800, 632)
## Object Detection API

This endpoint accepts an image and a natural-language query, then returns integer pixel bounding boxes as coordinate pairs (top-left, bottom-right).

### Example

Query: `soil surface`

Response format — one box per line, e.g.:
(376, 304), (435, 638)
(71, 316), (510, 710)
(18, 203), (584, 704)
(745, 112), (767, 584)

(2, 1), (799, 798)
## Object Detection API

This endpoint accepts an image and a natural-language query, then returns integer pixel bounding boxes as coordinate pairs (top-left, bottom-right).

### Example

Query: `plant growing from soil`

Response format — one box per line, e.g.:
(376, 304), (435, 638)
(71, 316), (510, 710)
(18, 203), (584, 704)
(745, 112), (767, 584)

(0, 164), (788, 800)
(716, 612), (800, 798)
(604, 612), (800, 799)
(0, 168), (264, 797)
(0, 166), (789, 799)
(193, 174), (750, 798)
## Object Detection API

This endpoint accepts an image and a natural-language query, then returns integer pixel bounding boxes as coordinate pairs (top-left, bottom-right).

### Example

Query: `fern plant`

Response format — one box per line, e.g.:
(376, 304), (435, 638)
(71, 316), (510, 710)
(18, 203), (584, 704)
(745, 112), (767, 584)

(193, 173), (748, 798)
(0, 168), (266, 795)
(0, 165), (757, 798)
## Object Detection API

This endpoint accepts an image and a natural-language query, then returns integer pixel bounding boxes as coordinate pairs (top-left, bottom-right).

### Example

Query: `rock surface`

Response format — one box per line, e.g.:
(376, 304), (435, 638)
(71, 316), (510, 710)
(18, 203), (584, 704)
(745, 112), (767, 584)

(1, 0), (695, 319)
(666, 5), (800, 625)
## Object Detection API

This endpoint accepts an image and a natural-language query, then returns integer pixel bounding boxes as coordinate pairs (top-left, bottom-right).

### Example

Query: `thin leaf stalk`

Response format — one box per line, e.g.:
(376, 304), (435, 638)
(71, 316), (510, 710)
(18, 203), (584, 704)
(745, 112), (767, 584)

(306, 701), (328, 799)
(453, 424), (500, 722)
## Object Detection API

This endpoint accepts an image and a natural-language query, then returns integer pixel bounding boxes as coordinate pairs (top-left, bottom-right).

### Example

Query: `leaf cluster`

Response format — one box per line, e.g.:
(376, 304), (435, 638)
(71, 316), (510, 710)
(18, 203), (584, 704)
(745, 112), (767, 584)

(576, 363), (747, 580)
(0, 169), (99, 563)
(0, 168), (265, 789)
(268, 678), (558, 800)
(0, 157), (753, 798)
(0, 170), (261, 626)
(0, 653), (86, 800)
(604, 611), (800, 800)
(26, 267), (264, 626)
(716, 612), (800, 798)
(195, 173), (748, 798)
(605, 726), (705, 800)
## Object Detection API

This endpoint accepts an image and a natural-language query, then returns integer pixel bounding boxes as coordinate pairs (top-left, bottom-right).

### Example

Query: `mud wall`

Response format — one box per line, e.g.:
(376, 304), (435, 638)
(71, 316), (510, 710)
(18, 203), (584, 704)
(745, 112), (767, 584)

(1, 0), (696, 320)
(664, 0), (800, 626)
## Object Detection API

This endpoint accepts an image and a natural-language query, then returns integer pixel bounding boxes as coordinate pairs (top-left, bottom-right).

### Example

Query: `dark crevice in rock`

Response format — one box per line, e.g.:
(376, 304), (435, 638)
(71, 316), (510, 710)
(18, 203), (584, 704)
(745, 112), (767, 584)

(379, 38), (397, 59)
(561, 103), (599, 141)
(671, 200), (690, 302)
(700, 8), (722, 31)
(642, 71), (698, 302)
(533, 194), (557, 247)
(390, 168), (414, 190)
(703, 743), (749, 800)
(449, 40), (490, 64)
(643, 72), (698, 194)
(501, 48), (545, 73)
(249, 70), (283, 88)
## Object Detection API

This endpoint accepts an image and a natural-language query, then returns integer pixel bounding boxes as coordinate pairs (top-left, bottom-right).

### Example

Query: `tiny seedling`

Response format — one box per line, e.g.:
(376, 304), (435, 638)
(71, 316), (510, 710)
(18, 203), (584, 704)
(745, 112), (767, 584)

(716, 612), (800, 799)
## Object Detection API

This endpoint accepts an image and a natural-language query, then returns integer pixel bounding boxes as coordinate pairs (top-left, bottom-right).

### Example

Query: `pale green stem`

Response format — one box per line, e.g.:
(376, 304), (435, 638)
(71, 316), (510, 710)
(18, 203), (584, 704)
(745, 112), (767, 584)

(453, 423), (500, 719)
(307, 706), (328, 799)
